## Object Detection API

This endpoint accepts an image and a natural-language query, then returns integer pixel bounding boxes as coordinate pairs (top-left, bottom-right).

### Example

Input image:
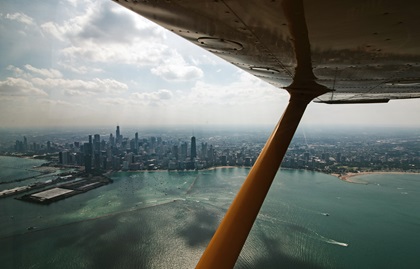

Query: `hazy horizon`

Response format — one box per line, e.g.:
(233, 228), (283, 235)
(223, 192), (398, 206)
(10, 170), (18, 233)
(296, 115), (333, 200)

(1, 123), (419, 138)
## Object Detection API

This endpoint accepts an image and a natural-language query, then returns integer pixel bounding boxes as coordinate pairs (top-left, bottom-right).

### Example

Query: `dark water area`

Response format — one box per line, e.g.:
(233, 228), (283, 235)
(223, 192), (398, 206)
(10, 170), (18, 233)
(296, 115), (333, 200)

(1, 157), (419, 268)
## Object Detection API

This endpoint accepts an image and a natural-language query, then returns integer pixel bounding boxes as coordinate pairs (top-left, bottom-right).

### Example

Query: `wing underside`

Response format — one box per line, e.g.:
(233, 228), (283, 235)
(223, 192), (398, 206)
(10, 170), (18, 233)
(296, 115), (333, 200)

(114, 0), (420, 104)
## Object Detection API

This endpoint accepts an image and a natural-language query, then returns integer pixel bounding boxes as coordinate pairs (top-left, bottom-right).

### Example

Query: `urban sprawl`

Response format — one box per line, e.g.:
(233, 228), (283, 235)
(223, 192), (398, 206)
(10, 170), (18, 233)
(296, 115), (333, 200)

(5, 126), (420, 175)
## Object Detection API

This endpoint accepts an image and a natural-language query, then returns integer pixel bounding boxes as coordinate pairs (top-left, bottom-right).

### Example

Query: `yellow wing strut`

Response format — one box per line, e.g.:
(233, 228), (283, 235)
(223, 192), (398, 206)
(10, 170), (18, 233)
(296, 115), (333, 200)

(196, 91), (318, 269)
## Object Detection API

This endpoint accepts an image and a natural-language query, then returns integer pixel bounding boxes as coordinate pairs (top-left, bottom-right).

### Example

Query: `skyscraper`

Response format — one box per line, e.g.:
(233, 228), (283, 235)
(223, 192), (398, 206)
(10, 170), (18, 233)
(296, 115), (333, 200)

(23, 136), (28, 151)
(93, 134), (101, 171)
(109, 133), (115, 147)
(135, 132), (139, 154)
(83, 142), (92, 173)
(116, 125), (121, 144)
(180, 142), (188, 160)
(191, 136), (197, 160)
(93, 134), (100, 152)
(201, 142), (207, 159)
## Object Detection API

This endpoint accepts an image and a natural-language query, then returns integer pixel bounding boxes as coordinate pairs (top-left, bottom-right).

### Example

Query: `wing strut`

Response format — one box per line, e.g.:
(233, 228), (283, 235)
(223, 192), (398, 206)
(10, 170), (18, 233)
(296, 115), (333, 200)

(196, 0), (330, 266)
(196, 90), (322, 269)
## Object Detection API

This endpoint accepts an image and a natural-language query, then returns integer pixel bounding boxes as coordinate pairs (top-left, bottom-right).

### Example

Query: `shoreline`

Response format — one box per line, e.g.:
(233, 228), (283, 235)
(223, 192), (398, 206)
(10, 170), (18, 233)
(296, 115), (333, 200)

(111, 165), (245, 174)
(3, 154), (419, 185)
(331, 171), (420, 184)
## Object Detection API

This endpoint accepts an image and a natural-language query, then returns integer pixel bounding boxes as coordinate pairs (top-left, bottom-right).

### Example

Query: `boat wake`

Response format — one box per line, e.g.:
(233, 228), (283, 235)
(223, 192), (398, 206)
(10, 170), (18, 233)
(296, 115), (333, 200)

(258, 214), (349, 247)
(326, 239), (349, 247)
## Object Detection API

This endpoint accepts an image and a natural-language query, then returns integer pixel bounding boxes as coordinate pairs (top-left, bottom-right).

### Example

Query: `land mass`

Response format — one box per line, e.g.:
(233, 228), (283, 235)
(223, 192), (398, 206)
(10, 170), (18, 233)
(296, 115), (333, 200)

(332, 171), (420, 184)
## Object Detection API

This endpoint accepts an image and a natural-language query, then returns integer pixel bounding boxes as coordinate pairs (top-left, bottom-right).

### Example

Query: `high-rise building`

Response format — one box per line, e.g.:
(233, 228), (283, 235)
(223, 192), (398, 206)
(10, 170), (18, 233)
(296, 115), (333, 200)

(191, 136), (197, 160)
(23, 136), (28, 151)
(180, 142), (188, 160)
(83, 142), (92, 173)
(172, 145), (179, 160)
(109, 133), (115, 147)
(116, 125), (121, 144)
(135, 132), (139, 154)
(201, 142), (207, 159)
(93, 134), (100, 151)
(59, 151), (71, 165)
(93, 134), (101, 170)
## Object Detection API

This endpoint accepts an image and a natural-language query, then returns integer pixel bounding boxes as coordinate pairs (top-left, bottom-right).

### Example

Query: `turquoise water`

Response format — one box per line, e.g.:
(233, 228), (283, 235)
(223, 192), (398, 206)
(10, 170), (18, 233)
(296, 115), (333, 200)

(0, 156), (47, 183)
(0, 157), (419, 268)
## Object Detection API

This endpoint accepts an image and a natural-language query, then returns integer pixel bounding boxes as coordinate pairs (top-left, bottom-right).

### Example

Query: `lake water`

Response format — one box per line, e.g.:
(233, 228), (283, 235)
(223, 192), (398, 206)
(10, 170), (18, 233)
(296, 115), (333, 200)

(0, 156), (419, 268)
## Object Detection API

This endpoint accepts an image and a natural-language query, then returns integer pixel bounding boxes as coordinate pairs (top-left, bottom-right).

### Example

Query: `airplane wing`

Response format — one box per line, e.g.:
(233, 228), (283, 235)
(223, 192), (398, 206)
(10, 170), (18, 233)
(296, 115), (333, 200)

(114, 0), (420, 103)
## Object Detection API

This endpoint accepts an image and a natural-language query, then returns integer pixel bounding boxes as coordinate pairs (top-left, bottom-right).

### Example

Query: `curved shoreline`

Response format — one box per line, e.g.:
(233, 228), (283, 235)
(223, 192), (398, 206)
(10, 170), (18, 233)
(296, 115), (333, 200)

(331, 171), (420, 184)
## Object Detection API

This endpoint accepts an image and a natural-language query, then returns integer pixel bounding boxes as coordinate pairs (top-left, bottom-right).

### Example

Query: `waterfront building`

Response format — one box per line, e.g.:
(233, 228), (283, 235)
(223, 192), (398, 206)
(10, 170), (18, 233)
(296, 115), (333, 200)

(181, 142), (188, 160)
(201, 142), (208, 160)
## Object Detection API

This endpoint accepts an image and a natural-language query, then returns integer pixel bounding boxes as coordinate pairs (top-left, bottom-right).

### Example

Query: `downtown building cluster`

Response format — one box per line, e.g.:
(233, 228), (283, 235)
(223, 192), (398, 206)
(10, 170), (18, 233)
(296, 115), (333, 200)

(57, 126), (257, 173)
(14, 136), (55, 154)
(5, 127), (419, 175)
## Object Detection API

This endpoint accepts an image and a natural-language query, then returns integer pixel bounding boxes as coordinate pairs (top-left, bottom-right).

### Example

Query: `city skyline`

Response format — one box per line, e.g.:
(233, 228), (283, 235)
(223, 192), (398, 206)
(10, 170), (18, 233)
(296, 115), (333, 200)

(1, 0), (420, 128)
(5, 124), (419, 175)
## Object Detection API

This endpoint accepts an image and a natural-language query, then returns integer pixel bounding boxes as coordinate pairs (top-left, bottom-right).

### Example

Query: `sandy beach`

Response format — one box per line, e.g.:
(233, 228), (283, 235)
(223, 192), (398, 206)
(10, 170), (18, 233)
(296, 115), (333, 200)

(333, 171), (420, 184)
(207, 166), (237, 170)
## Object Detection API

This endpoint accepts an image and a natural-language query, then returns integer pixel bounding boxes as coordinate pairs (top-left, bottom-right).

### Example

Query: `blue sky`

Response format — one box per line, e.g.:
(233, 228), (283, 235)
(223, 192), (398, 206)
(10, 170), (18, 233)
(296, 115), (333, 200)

(1, 0), (420, 128)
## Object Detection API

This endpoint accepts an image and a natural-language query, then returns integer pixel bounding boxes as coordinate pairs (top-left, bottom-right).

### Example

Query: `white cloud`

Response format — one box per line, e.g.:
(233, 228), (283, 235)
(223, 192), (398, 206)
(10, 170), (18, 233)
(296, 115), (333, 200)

(64, 0), (80, 7)
(31, 77), (128, 95)
(5, 12), (34, 25)
(131, 89), (174, 105)
(190, 54), (220, 66)
(0, 1), (286, 127)
(40, 21), (67, 41)
(184, 71), (287, 106)
(151, 65), (203, 81)
(57, 61), (103, 74)
(24, 64), (63, 78)
(151, 50), (203, 81)
(33, 0), (205, 84)
(40, 0), (169, 68)
(6, 65), (25, 77)
(0, 77), (48, 97)
(59, 41), (169, 66)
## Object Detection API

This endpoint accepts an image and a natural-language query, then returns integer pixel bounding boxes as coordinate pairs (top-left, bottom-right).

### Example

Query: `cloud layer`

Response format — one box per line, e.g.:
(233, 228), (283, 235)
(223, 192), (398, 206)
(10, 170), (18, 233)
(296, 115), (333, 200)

(1, 0), (419, 127)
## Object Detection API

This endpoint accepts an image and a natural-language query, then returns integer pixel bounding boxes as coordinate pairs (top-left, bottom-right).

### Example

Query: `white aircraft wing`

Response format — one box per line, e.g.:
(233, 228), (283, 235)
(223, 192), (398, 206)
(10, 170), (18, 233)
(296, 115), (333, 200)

(113, 0), (420, 103)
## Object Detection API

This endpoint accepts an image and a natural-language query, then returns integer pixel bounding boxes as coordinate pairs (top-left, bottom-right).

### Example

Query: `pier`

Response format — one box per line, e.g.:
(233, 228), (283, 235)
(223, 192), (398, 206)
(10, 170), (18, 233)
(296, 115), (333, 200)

(18, 175), (112, 204)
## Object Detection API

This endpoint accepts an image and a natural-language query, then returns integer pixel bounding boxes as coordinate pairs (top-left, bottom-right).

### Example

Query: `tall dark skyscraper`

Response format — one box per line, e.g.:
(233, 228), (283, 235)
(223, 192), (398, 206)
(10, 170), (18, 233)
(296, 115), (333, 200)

(116, 126), (121, 144)
(23, 136), (28, 151)
(88, 134), (93, 156)
(109, 133), (115, 147)
(191, 136), (197, 160)
(135, 132), (139, 154)
(93, 134), (101, 171)
(93, 134), (100, 152)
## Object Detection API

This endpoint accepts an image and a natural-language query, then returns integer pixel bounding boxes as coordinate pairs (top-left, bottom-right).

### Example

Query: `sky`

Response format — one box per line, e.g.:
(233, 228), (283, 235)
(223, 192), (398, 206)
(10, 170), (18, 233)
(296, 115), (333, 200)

(1, 0), (420, 129)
